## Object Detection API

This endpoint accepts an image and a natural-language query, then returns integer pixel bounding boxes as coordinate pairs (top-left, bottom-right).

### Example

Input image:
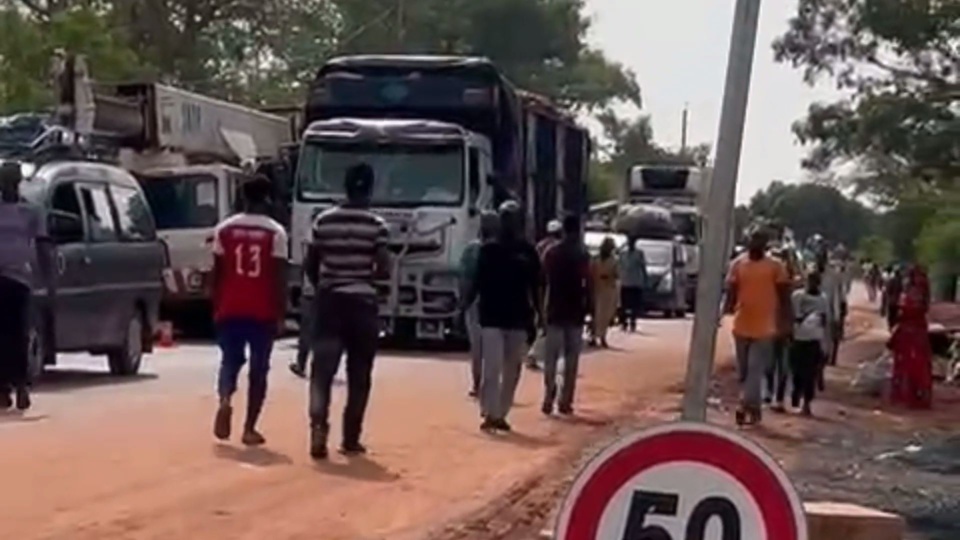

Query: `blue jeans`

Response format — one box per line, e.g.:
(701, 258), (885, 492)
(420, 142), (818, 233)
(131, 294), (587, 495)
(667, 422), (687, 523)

(216, 318), (275, 430)
(543, 325), (584, 410)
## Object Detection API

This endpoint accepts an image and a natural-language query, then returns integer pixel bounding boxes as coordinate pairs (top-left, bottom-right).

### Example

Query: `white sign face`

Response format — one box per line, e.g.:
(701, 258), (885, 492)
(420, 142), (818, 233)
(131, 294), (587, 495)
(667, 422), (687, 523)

(555, 422), (807, 540)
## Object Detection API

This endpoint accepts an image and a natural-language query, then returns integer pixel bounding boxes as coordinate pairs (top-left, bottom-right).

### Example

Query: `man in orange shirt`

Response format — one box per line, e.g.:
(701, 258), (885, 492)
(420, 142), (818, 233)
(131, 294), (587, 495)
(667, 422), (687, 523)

(724, 229), (792, 426)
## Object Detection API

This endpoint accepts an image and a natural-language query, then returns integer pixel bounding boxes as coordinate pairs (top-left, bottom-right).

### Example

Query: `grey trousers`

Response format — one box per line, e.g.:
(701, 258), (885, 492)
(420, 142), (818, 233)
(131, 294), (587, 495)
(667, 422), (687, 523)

(479, 328), (527, 420)
(465, 302), (482, 392)
(543, 325), (583, 410)
(734, 336), (773, 409)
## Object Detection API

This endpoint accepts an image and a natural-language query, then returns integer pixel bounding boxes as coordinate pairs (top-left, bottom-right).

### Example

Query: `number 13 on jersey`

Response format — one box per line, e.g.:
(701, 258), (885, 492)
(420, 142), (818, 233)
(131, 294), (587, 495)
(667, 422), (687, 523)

(234, 243), (262, 278)
(554, 422), (807, 540)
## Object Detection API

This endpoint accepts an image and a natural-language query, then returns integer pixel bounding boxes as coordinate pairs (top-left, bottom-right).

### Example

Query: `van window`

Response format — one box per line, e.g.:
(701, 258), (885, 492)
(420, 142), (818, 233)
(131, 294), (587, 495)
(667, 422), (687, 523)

(51, 182), (82, 217)
(111, 185), (156, 241)
(78, 183), (119, 242)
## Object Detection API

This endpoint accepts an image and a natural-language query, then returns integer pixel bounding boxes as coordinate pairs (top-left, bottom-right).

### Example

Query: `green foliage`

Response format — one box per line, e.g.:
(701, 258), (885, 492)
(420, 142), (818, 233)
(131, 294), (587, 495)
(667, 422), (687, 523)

(774, 0), (959, 203)
(746, 180), (875, 248)
(857, 235), (894, 265)
(0, 4), (144, 113)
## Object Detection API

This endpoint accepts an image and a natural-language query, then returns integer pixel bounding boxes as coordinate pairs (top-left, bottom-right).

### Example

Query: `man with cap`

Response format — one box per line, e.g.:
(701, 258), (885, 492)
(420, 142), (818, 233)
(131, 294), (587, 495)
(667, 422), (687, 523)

(463, 200), (541, 432)
(459, 210), (499, 397)
(304, 163), (391, 459)
(526, 219), (564, 370)
(0, 162), (47, 411)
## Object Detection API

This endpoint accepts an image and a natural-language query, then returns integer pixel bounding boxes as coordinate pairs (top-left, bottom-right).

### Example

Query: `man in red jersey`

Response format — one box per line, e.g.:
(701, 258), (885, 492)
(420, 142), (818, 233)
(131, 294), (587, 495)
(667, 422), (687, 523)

(210, 177), (288, 446)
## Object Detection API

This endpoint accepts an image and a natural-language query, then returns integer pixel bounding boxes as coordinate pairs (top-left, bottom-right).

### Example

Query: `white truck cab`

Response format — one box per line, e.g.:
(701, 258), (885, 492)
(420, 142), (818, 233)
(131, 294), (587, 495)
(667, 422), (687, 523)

(292, 118), (494, 340)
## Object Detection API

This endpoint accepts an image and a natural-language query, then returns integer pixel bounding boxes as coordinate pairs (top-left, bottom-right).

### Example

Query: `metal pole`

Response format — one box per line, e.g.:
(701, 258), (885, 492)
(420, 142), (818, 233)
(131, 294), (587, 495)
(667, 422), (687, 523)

(681, 104), (689, 154)
(681, 0), (763, 421)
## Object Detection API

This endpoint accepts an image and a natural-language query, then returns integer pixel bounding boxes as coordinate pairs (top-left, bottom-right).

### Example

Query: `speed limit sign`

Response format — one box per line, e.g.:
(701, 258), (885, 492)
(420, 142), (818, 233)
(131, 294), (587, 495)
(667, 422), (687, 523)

(554, 422), (807, 540)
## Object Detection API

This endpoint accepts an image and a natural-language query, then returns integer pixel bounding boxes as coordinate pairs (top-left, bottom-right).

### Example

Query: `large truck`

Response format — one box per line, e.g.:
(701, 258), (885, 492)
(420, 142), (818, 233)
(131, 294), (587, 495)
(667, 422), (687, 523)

(291, 55), (589, 341)
(622, 164), (711, 309)
(46, 56), (294, 327)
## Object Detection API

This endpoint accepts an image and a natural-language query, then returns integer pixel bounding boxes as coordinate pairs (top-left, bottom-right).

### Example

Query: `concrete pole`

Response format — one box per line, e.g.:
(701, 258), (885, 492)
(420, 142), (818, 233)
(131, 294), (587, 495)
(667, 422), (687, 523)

(681, 0), (763, 421)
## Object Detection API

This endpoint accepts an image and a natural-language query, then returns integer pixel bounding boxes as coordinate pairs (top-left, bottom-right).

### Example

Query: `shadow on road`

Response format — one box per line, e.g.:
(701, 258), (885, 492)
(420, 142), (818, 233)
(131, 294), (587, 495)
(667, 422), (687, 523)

(0, 411), (49, 424)
(212, 443), (293, 467)
(313, 455), (400, 483)
(34, 370), (158, 394)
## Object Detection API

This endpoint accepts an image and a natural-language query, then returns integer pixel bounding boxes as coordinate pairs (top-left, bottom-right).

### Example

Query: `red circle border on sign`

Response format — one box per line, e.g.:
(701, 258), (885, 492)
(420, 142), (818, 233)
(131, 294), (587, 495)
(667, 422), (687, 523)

(556, 424), (805, 540)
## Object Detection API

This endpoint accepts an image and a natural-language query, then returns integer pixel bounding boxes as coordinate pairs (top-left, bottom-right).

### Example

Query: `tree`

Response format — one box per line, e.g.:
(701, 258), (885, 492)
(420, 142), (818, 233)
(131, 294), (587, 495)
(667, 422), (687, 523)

(773, 0), (959, 203)
(746, 181), (875, 248)
(857, 235), (894, 266)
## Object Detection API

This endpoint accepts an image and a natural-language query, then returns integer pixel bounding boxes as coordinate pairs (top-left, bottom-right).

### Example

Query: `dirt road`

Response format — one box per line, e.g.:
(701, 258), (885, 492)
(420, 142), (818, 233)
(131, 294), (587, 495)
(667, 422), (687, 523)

(0, 317), (699, 540)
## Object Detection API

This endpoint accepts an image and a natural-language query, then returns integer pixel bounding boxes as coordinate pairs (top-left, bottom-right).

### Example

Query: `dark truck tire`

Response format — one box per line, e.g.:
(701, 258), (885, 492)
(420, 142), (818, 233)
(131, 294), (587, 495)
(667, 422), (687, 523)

(108, 310), (145, 376)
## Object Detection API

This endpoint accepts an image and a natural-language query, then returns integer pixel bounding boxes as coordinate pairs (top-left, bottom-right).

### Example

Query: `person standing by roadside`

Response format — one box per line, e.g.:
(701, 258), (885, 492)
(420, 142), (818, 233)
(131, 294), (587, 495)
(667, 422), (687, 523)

(540, 215), (591, 416)
(789, 271), (829, 416)
(211, 177), (288, 446)
(724, 229), (791, 426)
(590, 237), (619, 348)
(0, 163), (47, 411)
(525, 220), (563, 371)
(617, 236), (647, 333)
(304, 163), (390, 459)
(462, 201), (541, 433)
(459, 211), (499, 397)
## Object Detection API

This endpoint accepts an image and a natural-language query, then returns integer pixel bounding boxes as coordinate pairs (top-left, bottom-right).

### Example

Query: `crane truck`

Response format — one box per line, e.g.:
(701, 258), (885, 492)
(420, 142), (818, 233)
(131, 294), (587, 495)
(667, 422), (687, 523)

(289, 55), (590, 341)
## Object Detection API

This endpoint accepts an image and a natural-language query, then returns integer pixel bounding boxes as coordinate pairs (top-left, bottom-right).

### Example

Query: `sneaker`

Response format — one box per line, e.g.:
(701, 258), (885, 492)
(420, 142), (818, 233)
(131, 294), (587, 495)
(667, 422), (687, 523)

(0, 389), (12, 411)
(339, 442), (367, 456)
(801, 403), (813, 417)
(558, 405), (574, 416)
(14, 386), (30, 412)
(494, 419), (512, 432)
(310, 427), (328, 460)
(241, 429), (266, 446)
(541, 402), (553, 416)
(288, 362), (306, 379)
(213, 404), (232, 441)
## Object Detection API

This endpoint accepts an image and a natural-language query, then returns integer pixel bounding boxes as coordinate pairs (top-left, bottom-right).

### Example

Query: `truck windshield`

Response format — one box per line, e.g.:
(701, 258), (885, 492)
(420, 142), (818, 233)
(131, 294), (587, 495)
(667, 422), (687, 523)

(297, 142), (464, 207)
(671, 212), (699, 243)
(140, 174), (219, 230)
(636, 242), (673, 267)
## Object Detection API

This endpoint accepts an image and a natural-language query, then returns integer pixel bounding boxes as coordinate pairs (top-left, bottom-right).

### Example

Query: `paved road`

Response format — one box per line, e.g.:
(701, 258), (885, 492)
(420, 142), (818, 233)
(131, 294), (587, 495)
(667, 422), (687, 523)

(0, 318), (696, 540)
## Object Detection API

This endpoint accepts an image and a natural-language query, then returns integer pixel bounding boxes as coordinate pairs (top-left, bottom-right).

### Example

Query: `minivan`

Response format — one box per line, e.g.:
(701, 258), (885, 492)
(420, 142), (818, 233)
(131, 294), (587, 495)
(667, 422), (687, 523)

(18, 160), (166, 379)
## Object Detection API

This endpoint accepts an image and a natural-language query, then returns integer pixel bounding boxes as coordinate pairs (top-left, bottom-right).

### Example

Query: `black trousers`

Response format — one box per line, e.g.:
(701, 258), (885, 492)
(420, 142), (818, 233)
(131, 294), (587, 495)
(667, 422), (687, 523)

(619, 286), (643, 330)
(309, 290), (379, 446)
(0, 276), (30, 389)
(789, 340), (822, 407)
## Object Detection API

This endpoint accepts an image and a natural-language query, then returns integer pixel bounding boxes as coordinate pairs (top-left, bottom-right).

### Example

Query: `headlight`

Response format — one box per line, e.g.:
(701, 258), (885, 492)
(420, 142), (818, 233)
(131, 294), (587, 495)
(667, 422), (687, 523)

(658, 272), (674, 292)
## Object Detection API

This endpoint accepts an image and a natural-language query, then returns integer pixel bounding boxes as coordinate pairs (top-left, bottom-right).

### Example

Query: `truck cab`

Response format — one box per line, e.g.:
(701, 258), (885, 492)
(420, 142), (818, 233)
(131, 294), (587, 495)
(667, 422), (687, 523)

(293, 118), (494, 340)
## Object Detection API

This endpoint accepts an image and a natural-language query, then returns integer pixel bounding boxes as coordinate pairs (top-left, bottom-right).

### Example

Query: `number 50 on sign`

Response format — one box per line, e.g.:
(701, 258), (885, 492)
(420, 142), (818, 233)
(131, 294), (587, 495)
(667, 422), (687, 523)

(553, 422), (807, 540)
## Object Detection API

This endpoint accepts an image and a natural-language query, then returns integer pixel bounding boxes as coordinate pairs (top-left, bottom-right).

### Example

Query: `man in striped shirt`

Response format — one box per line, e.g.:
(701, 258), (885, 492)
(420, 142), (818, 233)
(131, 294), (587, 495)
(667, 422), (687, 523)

(303, 163), (390, 460)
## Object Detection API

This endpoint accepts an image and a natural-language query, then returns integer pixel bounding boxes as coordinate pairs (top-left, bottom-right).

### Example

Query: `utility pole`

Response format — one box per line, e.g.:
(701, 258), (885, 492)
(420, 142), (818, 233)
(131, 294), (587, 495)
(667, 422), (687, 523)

(681, 103), (689, 154)
(681, 0), (763, 422)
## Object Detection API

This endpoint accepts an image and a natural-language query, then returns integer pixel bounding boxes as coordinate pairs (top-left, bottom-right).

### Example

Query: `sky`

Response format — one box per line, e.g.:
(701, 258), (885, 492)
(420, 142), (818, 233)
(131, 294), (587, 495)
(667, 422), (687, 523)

(583, 0), (840, 202)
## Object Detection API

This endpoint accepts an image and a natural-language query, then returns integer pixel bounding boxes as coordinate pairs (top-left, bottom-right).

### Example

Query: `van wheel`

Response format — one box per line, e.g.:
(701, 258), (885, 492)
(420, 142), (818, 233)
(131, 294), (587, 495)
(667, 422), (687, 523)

(26, 323), (46, 383)
(108, 312), (144, 376)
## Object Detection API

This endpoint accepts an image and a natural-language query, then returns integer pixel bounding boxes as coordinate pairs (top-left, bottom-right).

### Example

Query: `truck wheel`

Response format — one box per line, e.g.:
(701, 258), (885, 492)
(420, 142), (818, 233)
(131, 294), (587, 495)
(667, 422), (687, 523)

(108, 311), (144, 376)
(26, 322), (46, 383)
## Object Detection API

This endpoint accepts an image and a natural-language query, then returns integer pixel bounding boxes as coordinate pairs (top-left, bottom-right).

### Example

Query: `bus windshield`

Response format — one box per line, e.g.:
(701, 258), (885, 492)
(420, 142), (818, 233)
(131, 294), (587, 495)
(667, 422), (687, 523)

(297, 141), (464, 207)
(140, 174), (219, 230)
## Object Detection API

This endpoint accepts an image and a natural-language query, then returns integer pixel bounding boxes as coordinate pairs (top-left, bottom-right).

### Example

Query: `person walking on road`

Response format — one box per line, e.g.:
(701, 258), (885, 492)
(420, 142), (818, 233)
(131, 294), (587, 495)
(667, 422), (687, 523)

(541, 215), (591, 416)
(0, 163), (47, 411)
(724, 229), (791, 426)
(211, 177), (288, 446)
(304, 163), (391, 459)
(526, 220), (563, 371)
(590, 237), (619, 348)
(765, 247), (794, 410)
(882, 265), (904, 330)
(459, 211), (499, 397)
(462, 201), (541, 433)
(789, 271), (829, 416)
(818, 250), (848, 369)
(865, 261), (883, 304)
(889, 265), (933, 409)
(617, 236), (647, 333)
